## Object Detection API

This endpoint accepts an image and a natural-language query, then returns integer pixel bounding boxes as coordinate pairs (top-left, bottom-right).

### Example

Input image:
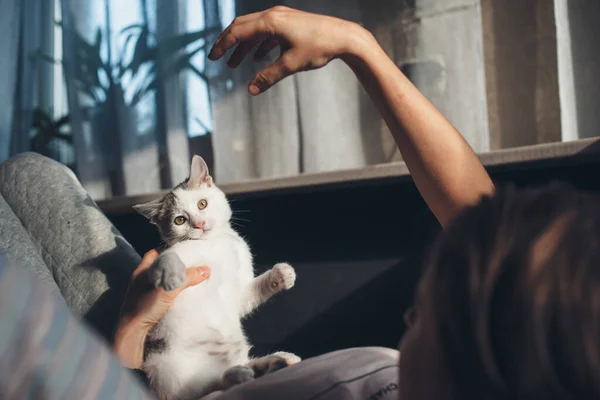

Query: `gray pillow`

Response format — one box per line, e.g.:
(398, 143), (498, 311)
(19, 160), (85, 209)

(201, 347), (400, 400)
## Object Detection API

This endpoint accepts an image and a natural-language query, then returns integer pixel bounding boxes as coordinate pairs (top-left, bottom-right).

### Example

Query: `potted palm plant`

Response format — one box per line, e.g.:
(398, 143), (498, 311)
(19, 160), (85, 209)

(57, 21), (218, 195)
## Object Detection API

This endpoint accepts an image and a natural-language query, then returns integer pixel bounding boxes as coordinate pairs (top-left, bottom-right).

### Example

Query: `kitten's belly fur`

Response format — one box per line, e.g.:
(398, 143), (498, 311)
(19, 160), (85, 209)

(144, 232), (254, 399)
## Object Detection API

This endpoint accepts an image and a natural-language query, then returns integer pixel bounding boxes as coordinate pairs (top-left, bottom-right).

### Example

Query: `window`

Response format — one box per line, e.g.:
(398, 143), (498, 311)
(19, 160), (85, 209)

(5, 0), (600, 201)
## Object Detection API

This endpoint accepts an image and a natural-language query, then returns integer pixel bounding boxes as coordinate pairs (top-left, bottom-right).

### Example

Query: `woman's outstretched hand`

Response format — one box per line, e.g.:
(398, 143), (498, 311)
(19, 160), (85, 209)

(208, 6), (375, 95)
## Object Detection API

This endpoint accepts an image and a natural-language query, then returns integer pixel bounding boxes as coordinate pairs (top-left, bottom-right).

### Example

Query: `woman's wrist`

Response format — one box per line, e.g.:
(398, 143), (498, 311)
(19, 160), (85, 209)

(338, 23), (384, 68)
(113, 316), (150, 369)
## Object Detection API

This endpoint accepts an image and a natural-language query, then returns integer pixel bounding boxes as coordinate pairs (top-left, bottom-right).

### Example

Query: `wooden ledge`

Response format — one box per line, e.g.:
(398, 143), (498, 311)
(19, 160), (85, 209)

(98, 138), (600, 215)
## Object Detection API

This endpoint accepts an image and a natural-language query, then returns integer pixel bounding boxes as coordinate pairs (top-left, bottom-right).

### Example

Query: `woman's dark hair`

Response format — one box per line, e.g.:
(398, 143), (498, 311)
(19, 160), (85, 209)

(424, 182), (600, 399)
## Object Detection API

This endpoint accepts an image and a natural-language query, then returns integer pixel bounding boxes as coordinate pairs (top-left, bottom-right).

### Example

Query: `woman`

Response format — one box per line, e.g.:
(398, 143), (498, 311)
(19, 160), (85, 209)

(1, 6), (597, 400)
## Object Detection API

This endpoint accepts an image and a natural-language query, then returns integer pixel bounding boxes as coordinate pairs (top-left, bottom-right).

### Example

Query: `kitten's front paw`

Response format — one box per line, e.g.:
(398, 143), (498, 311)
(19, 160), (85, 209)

(149, 253), (186, 291)
(222, 365), (255, 389)
(270, 263), (296, 291)
(272, 351), (302, 366)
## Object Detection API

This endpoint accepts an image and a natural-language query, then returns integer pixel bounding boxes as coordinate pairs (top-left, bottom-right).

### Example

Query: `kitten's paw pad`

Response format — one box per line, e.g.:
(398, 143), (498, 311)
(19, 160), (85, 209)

(270, 263), (296, 291)
(222, 365), (255, 388)
(149, 254), (185, 291)
(272, 351), (302, 366)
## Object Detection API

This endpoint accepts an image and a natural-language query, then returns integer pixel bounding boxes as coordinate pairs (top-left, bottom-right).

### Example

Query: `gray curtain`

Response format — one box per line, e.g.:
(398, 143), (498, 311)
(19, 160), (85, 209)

(0, 0), (51, 163)
(0, 0), (21, 162)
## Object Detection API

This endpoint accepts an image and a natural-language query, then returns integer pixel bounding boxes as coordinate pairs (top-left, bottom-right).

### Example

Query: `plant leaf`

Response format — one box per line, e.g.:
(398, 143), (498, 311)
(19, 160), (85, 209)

(120, 23), (145, 34)
(94, 27), (102, 52)
(187, 61), (209, 82)
(118, 32), (138, 76)
(126, 26), (155, 79)
(155, 27), (221, 61)
(129, 75), (158, 107)
(64, 26), (112, 99)
(73, 32), (105, 87)
(157, 43), (205, 79)
(53, 115), (71, 129)
(32, 108), (52, 130)
(54, 133), (73, 143)
(37, 51), (61, 64)
(194, 116), (211, 133)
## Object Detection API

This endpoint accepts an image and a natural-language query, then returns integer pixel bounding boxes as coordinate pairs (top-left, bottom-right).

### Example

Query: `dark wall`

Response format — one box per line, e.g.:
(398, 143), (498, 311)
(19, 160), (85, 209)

(106, 152), (600, 359)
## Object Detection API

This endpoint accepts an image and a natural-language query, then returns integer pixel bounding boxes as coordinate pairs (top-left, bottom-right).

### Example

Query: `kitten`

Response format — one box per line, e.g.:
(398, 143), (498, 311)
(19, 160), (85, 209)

(133, 155), (299, 400)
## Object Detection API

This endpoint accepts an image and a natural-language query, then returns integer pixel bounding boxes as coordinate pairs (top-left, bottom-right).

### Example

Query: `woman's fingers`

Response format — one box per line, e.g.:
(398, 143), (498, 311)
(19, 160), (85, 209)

(180, 266), (211, 290)
(210, 11), (263, 54)
(131, 249), (159, 279)
(253, 38), (280, 61)
(209, 14), (277, 61)
(249, 52), (303, 95)
(227, 39), (262, 68)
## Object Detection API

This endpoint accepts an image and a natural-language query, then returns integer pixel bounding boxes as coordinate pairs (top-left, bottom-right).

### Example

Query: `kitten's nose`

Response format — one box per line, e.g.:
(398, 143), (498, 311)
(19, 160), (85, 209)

(193, 220), (206, 230)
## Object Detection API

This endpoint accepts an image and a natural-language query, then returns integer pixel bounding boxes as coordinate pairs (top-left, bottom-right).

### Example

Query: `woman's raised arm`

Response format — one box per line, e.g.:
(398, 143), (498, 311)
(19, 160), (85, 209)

(208, 6), (494, 227)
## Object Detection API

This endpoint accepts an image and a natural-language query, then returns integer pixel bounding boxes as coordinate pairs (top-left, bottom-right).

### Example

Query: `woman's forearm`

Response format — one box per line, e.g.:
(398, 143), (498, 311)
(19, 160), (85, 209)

(343, 28), (494, 227)
(114, 317), (149, 369)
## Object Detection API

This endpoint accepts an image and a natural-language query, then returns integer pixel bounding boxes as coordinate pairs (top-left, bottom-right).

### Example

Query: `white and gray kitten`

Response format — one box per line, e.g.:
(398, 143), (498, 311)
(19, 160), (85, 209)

(133, 155), (299, 400)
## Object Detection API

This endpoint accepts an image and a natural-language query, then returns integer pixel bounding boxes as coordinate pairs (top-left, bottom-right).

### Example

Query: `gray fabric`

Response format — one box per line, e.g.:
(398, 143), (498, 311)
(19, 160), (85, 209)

(201, 347), (400, 400)
(0, 152), (141, 339)
(0, 192), (57, 292)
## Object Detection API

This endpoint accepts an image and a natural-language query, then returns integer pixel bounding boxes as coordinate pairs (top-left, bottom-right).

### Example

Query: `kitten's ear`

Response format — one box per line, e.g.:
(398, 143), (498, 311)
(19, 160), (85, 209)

(133, 198), (162, 222)
(188, 154), (213, 188)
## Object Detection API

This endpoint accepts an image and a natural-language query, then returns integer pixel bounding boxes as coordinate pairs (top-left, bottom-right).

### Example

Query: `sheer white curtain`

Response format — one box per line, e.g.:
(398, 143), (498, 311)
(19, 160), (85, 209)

(555, 0), (600, 141)
(60, 0), (194, 200)
(206, 0), (385, 185)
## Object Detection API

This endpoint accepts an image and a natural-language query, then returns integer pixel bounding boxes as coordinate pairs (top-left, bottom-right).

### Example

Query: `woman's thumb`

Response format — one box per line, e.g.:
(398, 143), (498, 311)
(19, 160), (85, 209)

(249, 52), (301, 95)
(183, 266), (211, 289)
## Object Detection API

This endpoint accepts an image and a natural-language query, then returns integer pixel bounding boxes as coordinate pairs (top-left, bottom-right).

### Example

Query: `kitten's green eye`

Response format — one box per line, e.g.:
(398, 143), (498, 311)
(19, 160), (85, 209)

(174, 216), (186, 225)
(197, 199), (208, 210)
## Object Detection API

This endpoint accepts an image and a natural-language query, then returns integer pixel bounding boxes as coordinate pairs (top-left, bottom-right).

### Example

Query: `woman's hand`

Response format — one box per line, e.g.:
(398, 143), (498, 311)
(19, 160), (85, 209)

(114, 250), (210, 369)
(208, 6), (376, 95)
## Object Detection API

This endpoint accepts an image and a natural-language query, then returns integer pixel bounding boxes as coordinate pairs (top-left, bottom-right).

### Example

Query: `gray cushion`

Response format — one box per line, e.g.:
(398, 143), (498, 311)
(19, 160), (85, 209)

(0, 152), (141, 339)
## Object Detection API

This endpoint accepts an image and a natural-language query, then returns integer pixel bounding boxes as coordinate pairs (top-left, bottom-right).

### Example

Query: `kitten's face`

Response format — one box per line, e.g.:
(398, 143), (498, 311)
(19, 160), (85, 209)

(134, 155), (232, 246)
(158, 184), (232, 244)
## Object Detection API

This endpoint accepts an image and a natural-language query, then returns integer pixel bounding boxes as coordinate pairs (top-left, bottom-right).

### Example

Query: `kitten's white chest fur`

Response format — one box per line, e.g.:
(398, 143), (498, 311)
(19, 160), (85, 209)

(144, 230), (254, 398)
(162, 230), (254, 337)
